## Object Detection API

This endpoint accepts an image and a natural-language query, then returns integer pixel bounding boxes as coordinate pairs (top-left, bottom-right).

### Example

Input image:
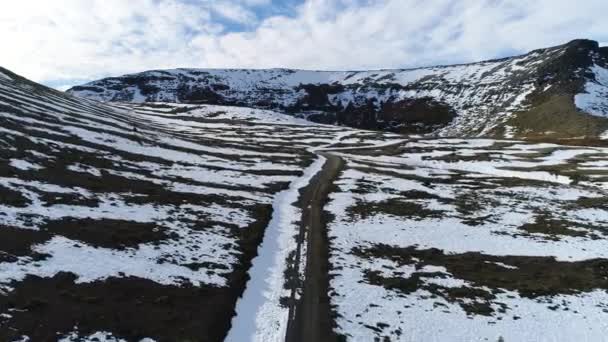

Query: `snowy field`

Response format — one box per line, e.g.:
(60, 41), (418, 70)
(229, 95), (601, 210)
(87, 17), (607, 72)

(326, 139), (608, 341)
(0, 72), (373, 341)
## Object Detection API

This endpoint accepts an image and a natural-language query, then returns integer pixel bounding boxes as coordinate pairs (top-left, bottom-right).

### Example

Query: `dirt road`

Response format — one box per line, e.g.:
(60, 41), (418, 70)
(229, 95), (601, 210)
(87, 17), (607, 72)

(285, 152), (344, 342)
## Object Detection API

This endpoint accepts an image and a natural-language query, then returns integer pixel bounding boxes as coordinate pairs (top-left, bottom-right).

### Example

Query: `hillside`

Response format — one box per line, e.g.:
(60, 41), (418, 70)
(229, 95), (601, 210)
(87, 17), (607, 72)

(0, 65), (375, 340)
(2, 65), (608, 341)
(68, 39), (608, 139)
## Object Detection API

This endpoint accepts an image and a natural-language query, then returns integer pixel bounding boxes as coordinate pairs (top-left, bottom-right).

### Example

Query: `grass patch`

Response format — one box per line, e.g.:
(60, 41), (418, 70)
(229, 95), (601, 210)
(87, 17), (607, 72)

(42, 218), (177, 250)
(355, 244), (608, 316)
(347, 198), (444, 221)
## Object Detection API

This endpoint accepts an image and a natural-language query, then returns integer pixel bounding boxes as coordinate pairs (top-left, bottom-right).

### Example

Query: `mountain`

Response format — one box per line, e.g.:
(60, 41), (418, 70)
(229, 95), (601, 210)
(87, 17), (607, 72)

(68, 39), (608, 139)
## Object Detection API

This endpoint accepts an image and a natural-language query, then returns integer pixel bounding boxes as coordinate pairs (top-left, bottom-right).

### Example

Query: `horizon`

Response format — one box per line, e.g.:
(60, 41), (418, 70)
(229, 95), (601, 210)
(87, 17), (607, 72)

(1, 1), (607, 90)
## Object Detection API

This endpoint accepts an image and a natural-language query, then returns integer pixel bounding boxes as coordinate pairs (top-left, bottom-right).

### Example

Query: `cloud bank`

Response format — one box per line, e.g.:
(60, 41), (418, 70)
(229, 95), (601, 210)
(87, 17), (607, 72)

(1, 0), (606, 88)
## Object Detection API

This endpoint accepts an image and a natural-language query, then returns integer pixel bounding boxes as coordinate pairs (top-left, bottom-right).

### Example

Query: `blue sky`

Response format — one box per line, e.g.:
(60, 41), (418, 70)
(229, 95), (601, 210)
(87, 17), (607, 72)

(1, 0), (607, 90)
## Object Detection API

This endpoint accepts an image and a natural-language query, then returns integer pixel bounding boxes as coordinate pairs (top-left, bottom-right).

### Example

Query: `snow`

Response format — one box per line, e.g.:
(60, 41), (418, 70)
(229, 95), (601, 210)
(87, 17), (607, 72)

(131, 87), (146, 103)
(0, 71), (11, 81)
(317, 138), (406, 152)
(0, 233), (232, 289)
(575, 64), (608, 117)
(0, 126), (281, 290)
(67, 163), (102, 177)
(4, 62), (608, 340)
(324, 137), (608, 341)
(8, 159), (44, 171)
(503, 125), (516, 138)
(67, 42), (580, 138)
(227, 127), (365, 342)
(580, 160), (608, 168)
(145, 103), (315, 125)
(0, 74), (364, 338)
(326, 170), (608, 262)
(226, 157), (326, 342)
(333, 278), (608, 342)
(505, 83), (535, 111)
(333, 213), (608, 261)
(337, 140), (608, 186)
(58, 330), (155, 342)
(0, 184), (242, 287)
(487, 261), (518, 270)
(59, 125), (301, 172)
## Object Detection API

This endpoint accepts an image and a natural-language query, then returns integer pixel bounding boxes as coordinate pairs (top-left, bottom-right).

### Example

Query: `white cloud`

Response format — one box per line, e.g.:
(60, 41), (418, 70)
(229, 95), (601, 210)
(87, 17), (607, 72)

(0, 0), (606, 87)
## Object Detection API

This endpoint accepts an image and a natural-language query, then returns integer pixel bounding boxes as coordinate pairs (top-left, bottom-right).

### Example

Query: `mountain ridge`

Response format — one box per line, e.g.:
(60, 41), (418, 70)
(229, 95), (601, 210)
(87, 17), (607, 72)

(67, 39), (608, 139)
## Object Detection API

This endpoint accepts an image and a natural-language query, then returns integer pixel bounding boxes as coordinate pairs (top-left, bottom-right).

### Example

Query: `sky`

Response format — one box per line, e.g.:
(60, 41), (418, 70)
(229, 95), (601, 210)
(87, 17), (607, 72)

(1, 0), (607, 90)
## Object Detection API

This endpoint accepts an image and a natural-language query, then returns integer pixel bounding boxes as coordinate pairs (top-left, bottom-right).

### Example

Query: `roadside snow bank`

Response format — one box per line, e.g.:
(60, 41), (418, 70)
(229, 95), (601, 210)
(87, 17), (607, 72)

(225, 157), (326, 342)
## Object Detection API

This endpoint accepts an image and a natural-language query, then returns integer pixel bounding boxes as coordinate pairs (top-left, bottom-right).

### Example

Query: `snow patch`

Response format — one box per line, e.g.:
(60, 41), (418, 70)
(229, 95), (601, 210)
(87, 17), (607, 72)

(9, 159), (44, 171)
(575, 64), (608, 117)
(59, 330), (155, 342)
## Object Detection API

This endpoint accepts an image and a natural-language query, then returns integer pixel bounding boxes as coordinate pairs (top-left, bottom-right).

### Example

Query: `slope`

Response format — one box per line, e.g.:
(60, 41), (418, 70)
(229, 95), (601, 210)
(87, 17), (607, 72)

(68, 39), (608, 139)
(4, 65), (608, 342)
(0, 66), (371, 341)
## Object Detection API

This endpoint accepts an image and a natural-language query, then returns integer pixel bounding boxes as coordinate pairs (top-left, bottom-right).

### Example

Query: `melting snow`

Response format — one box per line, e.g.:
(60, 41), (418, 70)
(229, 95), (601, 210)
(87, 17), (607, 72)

(575, 64), (608, 117)
(9, 159), (44, 171)
(324, 138), (608, 341)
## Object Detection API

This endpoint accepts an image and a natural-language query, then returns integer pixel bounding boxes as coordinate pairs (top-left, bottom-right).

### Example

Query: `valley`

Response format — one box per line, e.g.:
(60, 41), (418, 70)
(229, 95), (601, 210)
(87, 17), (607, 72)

(1, 39), (608, 342)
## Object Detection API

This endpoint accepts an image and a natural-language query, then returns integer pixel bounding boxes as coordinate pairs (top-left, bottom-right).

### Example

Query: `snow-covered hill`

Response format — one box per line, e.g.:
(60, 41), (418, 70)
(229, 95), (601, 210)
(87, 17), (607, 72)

(0, 65), (372, 341)
(69, 39), (608, 139)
